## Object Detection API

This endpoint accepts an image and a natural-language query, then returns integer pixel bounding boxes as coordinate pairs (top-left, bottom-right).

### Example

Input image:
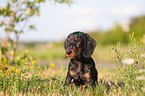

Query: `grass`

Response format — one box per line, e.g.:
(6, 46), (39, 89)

(0, 61), (117, 96)
(0, 32), (145, 95)
(17, 42), (112, 62)
(0, 61), (143, 96)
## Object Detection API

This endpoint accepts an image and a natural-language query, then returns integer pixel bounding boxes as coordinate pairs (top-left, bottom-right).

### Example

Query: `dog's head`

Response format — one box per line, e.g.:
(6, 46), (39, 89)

(64, 31), (96, 58)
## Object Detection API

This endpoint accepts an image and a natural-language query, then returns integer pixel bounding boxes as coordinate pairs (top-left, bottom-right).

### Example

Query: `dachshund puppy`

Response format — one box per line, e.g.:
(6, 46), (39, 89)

(64, 31), (98, 86)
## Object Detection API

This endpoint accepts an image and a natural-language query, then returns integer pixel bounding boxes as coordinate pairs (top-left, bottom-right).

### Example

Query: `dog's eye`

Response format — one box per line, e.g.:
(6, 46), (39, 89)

(74, 38), (77, 42)
(67, 39), (70, 42)
(74, 38), (80, 43)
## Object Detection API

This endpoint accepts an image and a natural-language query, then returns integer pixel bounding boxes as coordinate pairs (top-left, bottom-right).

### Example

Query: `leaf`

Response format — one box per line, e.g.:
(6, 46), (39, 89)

(34, 9), (39, 16)
(22, 1), (29, 4)
(4, 28), (9, 32)
(1, 47), (7, 53)
(12, 0), (17, 3)
(29, 25), (36, 30)
(0, 21), (4, 26)
(10, 28), (15, 32)
(41, 0), (45, 2)
(26, 9), (31, 16)
(35, 0), (40, 3)
(19, 30), (23, 33)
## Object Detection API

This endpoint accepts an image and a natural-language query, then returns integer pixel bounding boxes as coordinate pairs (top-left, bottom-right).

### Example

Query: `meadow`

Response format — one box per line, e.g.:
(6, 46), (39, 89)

(0, 33), (145, 96)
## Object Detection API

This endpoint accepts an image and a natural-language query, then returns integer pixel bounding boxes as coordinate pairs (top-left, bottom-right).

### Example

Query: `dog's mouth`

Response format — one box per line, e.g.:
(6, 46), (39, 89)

(65, 47), (82, 59)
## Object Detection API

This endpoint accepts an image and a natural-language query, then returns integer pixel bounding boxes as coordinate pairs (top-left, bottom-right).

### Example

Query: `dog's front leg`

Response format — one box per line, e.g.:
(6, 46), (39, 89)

(86, 78), (93, 86)
(65, 73), (72, 86)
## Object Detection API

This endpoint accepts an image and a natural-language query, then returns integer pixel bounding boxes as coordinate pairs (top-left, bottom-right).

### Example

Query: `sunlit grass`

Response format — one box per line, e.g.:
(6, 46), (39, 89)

(1, 33), (145, 95)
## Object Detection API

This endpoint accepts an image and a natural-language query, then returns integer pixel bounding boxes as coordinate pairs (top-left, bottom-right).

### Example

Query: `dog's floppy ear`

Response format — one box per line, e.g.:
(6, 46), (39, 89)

(82, 33), (96, 58)
(64, 39), (67, 50)
(64, 38), (68, 58)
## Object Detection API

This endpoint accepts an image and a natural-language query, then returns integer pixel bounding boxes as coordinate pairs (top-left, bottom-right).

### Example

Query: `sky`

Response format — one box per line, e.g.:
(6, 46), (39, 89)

(0, 0), (145, 42)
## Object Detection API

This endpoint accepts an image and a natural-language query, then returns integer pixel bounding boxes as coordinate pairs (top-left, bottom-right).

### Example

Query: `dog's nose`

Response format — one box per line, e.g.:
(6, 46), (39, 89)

(66, 50), (72, 55)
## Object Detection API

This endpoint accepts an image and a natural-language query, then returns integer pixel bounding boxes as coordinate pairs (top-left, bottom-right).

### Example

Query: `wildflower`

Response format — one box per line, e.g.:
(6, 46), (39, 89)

(16, 69), (21, 74)
(108, 81), (112, 86)
(37, 66), (40, 69)
(30, 65), (35, 68)
(114, 89), (116, 93)
(0, 70), (2, 72)
(32, 61), (37, 65)
(37, 86), (41, 89)
(10, 66), (15, 71)
(115, 80), (117, 85)
(136, 76), (145, 80)
(20, 59), (25, 62)
(141, 54), (145, 57)
(138, 69), (145, 73)
(142, 87), (145, 92)
(0, 65), (8, 70)
(50, 63), (55, 68)
(0, 59), (1, 63)
(1, 73), (6, 77)
(25, 63), (28, 65)
(132, 86), (135, 90)
(122, 58), (134, 65)
(7, 70), (10, 74)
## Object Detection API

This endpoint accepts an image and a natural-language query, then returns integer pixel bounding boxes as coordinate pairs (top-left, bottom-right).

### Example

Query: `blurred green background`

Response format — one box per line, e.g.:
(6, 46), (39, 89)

(16, 15), (145, 66)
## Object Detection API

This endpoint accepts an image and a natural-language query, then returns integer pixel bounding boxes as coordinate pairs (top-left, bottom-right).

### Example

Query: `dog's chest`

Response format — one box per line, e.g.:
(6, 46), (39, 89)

(69, 60), (90, 78)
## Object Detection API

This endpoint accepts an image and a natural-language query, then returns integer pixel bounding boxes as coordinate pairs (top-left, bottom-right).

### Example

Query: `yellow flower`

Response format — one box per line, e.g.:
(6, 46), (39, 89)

(0, 70), (3, 72)
(0, 65), (8, 70)
(20, 59), (25, 62)
(7, 70), (10, 74)
(50, 63), (55, 68)
(30, 65), (35, 68)
(32, 61), (37, 65)
(16, 69), (21, 74)
(37, 66), (40, 69)
(0, 59), (1, 63)
(25, 63), (28, 65)
(1, 73), (6, 77)
(10, 66), (15, 71)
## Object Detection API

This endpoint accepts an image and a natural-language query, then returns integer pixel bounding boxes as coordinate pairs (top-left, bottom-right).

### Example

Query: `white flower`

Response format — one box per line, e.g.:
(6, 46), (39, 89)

(122, 58), (135, 65)
(136, 76), (145, 80)
(141, 54), (145, 57)
(138, 69), (145, 73)
(132, 86), (135, 90)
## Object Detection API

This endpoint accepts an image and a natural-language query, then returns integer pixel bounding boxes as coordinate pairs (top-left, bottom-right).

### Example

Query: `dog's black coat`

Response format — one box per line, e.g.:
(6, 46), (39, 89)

(64, 31), (98, 86)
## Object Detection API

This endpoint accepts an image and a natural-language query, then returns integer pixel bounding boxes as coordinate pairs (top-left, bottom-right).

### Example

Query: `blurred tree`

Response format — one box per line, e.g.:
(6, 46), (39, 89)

(89, 24), (128, 45)
(129, 16), (145, 41)
(0, 0), (73, 65)
(89, 16), (145, 45)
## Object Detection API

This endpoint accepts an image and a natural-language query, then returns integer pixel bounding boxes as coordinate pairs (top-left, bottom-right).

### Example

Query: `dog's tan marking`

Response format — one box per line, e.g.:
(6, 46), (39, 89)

(84, 73), (90, 78)
(65, 47), (82, 59)
(70, 71), (76, 76)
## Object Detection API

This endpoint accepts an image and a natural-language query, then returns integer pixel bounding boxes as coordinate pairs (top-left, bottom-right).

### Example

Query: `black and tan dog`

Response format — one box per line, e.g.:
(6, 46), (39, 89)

(64, 31), (98, 86)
